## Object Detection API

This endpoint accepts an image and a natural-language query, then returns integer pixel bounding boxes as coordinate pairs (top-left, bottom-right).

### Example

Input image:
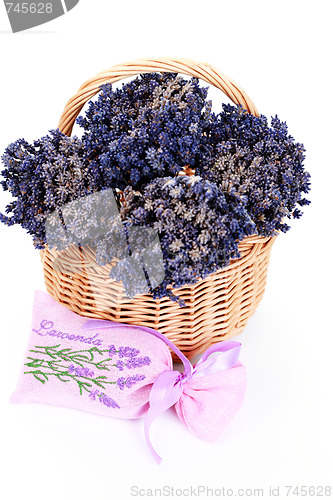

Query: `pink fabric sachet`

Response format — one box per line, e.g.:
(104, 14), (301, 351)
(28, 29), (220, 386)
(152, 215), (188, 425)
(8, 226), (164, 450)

(10, 291), (247, 463)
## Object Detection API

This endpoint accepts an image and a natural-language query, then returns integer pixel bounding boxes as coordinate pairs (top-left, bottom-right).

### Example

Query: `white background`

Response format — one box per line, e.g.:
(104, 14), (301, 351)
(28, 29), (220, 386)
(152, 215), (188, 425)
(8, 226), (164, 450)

(0, 1), (332, 499)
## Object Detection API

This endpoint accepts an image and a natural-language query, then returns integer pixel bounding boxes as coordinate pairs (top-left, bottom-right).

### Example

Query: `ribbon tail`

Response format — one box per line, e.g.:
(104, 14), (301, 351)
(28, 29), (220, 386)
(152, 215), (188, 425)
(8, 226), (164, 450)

(144, 370), (184, 464)
(144, 408), (164, 465)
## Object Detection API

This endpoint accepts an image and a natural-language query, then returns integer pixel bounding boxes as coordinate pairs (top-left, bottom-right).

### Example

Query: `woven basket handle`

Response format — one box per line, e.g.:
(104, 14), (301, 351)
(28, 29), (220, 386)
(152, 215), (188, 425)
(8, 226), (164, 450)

(58, 57), (259, 136)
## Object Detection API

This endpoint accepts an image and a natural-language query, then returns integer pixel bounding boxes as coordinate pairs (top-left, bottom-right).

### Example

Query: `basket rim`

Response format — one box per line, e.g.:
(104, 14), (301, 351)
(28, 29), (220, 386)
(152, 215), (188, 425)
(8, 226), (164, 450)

(41, 234), (276, 303)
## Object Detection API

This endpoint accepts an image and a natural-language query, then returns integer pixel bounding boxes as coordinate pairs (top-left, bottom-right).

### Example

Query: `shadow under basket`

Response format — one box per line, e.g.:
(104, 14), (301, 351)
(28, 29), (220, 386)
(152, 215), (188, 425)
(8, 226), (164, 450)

(41, 235), (275, 360)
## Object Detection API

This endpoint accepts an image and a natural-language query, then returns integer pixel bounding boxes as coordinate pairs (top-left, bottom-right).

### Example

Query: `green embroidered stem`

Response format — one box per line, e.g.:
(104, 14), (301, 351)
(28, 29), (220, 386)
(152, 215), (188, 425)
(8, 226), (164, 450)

(24, 365), (117, 395)
(29, 345), (112, 370)
(24, 345), (119, 396)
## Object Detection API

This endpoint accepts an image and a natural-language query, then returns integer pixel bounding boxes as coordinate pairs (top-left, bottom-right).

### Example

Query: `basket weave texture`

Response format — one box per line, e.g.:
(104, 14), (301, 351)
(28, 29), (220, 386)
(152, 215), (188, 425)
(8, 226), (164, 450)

(41, 57), (275, 359)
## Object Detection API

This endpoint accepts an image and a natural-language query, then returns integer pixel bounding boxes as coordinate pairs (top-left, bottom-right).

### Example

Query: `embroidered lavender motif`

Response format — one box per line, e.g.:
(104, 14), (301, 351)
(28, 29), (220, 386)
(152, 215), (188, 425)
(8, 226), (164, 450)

(116, 374), (146, 390)
(24, 343), (151, 408)
(115, 345), (140, 358)
(115, 356), (151, 371)
(89, 390), (120, 409)
(126, 356), (151, 369)
(68, 364), (95, 378)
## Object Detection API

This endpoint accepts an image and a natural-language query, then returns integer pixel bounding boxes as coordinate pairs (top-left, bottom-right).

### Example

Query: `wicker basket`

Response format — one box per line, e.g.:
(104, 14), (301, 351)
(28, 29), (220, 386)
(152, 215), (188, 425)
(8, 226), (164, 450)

(41, 57), (276, 359)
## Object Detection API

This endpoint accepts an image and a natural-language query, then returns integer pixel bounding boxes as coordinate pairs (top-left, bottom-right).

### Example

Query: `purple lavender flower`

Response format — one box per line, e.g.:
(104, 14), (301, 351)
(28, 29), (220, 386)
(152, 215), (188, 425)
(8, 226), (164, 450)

(126, 356), (151, 369)
(89, 389), (99, 400)
(105, 397), (120, 409)
(0, 130), (93, 249)
(77, 73), (210, 191)
(98, 392), (120, 409)
(118, 346), (140, 358)
(116, 360), (125, 371)
(98, 392), (106, 404)
(108, 345), (117, 356)
(125, 374), (146, 389)
(117, 374), (146, 390)
(116, 377), (126, 390)
(83, 367), (94, 378)
(75, 367), (84, 377)
(68, 364), (94, 378)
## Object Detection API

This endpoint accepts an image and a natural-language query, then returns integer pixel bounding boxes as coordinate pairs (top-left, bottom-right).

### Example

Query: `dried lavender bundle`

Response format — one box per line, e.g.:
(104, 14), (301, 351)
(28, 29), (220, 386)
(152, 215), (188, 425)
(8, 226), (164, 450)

(0, 73), (310, 300)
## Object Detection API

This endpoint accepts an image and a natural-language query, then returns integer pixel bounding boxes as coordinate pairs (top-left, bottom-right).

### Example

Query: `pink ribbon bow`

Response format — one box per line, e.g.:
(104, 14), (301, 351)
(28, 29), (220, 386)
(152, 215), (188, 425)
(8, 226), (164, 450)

(145, 340), (246, 464)
(83, 320), (246, 464)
